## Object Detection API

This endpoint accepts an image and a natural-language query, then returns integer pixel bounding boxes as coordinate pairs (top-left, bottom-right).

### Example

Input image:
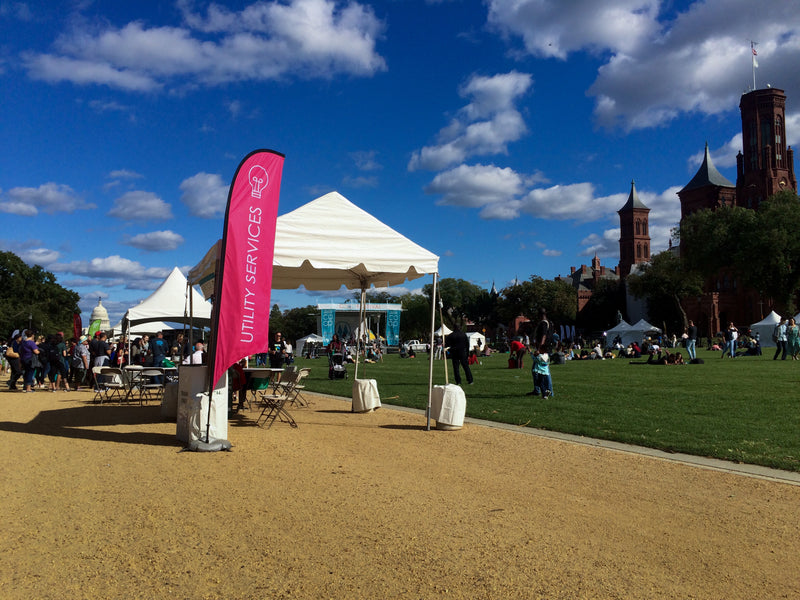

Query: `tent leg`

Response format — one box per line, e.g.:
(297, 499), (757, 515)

(426, 272), (438, 431)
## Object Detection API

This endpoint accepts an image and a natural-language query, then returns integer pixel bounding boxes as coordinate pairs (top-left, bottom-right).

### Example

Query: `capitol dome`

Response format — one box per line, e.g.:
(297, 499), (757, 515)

(89, 298), (111, 332)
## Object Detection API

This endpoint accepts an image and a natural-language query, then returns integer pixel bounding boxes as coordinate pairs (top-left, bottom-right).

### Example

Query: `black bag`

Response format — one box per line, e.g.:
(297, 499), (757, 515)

(30, 353), (42, 369)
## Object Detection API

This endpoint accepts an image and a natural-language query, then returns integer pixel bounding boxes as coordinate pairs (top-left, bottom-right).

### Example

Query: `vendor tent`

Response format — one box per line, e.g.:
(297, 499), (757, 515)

(296, 333), (324, 357)
(751, 311), (782, 348)
(629, 319), (662, 343)
(111, 320), (180, 337)
(189, 192), (440, 423)
(467, 331), (486, 351)
(124, 267), (212, 328)
(434, 324), (452, 337)
(606, 320), (637, 347)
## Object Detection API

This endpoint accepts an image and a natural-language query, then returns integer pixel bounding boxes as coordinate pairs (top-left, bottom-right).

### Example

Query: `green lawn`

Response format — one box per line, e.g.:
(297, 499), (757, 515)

(292, 348), (800, 472)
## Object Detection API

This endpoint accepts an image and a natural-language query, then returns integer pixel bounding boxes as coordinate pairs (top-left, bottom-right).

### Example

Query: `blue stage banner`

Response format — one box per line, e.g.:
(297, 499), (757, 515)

(386, 309), (400, 346)
(321, 309), (335, 344)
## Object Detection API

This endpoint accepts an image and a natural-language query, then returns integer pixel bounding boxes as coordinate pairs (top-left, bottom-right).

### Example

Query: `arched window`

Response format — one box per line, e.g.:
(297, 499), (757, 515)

(637, 243), (642, 258)
(643, 221), (648, 235)
(644, 243), (649, 258)
(635, 220), (640, 235)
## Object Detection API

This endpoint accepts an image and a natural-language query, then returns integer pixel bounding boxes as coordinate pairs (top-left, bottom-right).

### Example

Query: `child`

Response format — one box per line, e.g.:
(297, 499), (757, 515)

(528, 348), (553, 398)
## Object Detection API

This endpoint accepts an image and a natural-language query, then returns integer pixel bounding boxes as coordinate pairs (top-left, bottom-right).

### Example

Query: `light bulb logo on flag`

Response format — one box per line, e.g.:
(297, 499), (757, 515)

(248, 165), (269, 198)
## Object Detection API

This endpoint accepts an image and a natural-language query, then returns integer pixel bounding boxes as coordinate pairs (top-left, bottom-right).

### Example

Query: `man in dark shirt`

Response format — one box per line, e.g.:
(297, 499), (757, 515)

(89, 332), (111, 367)
(445, 326), (473, 385)
(149, 331), (169, 367)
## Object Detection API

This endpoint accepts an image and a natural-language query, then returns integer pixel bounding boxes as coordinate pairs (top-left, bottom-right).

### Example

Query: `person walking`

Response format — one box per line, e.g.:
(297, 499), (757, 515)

(686, 320), (698, 361)
(773, 318), (788, 360)
(445, 325), (473, 386)
(787, 318), (800, 360)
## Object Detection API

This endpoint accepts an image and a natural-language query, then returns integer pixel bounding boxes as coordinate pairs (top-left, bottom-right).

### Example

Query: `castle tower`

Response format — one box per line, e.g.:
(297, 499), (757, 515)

(678, 143), (736, 219)
(617, 180), (650, 277)
(736, 87), (797, 208)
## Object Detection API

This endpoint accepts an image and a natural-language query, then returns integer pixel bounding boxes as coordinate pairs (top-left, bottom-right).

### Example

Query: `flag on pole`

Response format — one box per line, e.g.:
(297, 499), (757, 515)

(73, 312), (82, 341)
(752, 42), (758, 68)
(209, 149), (285, 388)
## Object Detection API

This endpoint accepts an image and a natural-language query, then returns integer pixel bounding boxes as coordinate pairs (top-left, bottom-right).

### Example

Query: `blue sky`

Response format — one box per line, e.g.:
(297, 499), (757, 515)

(2, 0), (799, 326)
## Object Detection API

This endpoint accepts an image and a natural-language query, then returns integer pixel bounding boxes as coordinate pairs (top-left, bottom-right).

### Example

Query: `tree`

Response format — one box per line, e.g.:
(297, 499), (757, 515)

(279, 305), (320, 343)
(267, 304), (285, 340)
(0, 251), (80, 337)
(397, 293), (431, 340)
(627, 250), (703, 332)
(498, 276), (577, 327)
(421, 278), (484, 327)
(679, 190), (800, 312)
(577, 278), (625, 331)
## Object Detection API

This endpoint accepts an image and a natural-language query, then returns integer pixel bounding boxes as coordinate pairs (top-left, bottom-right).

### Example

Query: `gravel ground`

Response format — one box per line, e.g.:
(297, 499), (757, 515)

(1, 386), (799, 599)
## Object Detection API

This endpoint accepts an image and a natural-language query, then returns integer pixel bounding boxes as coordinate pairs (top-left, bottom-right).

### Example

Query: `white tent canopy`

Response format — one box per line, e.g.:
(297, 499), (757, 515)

(271, 192), (439, 291)
(189, 191), (440, 422)
(606, 320), (637, 347)
(467, 331), (486, 351)
(111, 320), (181, 337)
(751, 310), (782, 348)
(434, 324), (452, 337)
(124, 267), (212, 327)
(296, 333), (324, 357)
(630, 319), (662, 344)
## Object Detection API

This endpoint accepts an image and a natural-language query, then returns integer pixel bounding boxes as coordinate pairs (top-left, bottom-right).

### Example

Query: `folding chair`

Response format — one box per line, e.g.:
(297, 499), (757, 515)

(256, 371), (298, 428)
(99, 367), (126, 404)
(91, 367), (108, 403)
(138, 368), (166, 405)
(285, 368), (311, 408)
(247, 373), (275, 411)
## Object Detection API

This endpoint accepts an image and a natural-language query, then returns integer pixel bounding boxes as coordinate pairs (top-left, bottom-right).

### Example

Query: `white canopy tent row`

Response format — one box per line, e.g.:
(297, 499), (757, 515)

(189, 191), (442, 426)
(606, 318), (662, 348)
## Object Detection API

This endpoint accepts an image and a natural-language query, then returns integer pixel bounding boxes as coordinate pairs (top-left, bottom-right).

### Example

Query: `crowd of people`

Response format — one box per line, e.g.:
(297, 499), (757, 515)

(2, 329), (206, 393)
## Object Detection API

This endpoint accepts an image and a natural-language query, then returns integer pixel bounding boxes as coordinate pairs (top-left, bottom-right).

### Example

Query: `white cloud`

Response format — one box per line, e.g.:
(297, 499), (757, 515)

(487, 0), (660, 59)
(17, 247), (61, 266)
(350, 150), (382, 171)
(107, 190), (173, 221)
(25, 0), (386, 91)
(542, 248), (562, 257)
(424, 164), (527, 219)
(123, 230), (185, 251)
(52, 255), (171, 286)
(409, 71), (532, 171)
(0, 182), (94, 215)
(108, 169), (143, 179)
(488, 0), (800, 132)
(179, 172), (229, 219)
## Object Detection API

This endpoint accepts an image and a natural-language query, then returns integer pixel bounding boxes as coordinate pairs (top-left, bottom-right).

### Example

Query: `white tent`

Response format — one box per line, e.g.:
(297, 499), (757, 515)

(124, 267), (212, 328)
(296, 333), (324, 357)
(111, 320), (181, 337)
(467, 332), (486, 351)
(751, 311), (782, 348)
(629, 319), (662, 344)
(434, 324), (452, 337)
(271, 192), (439, 290)
(606, 320), (637, 347)
(189, 191), (440, 421)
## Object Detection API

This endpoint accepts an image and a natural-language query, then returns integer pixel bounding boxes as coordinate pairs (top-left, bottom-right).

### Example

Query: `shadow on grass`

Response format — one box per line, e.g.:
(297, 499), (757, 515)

(0, 403), (179, 447)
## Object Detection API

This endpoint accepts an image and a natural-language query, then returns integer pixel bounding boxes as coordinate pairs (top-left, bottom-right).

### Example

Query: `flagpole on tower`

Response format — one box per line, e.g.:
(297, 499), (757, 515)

(751, 41), (758, 90)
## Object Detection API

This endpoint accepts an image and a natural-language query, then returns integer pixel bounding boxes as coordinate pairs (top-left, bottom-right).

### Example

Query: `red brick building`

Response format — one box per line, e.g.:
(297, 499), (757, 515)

(678, 87), (797, 335)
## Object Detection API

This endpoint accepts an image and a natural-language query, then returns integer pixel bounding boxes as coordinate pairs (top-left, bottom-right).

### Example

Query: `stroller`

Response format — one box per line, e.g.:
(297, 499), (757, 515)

(328, 352), (347, 379)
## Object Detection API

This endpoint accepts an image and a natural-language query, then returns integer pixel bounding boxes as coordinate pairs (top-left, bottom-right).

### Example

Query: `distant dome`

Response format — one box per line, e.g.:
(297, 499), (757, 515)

(90, 298), (111, 331)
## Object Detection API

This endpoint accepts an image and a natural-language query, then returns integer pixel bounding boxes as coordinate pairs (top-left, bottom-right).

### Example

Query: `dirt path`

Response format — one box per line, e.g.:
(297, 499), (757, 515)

(1, 388), (798, 599)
